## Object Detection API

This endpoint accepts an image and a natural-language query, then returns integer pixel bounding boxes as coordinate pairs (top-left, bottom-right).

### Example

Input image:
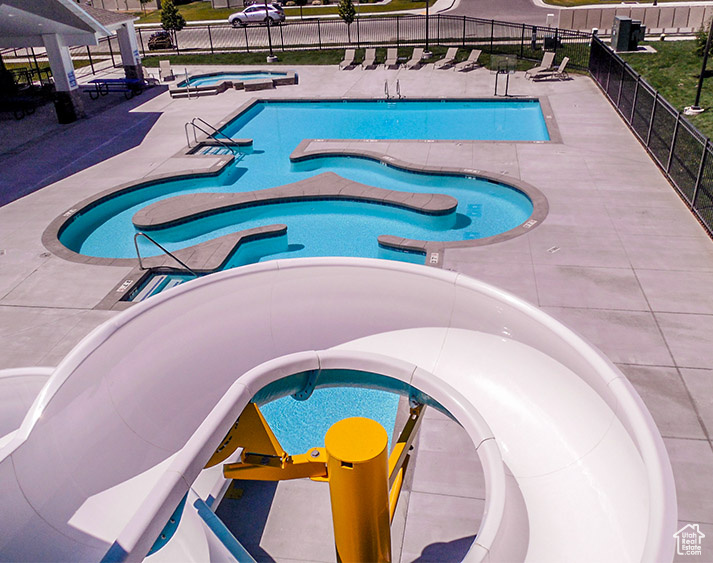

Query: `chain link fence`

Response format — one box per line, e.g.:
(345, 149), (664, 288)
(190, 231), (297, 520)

(589, 36), (713, 238)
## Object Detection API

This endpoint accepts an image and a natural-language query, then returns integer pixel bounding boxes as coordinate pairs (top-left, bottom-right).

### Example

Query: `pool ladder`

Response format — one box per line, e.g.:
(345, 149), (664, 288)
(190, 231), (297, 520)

(185, 117), (239, 154)
(384, 79), (401, 100)
(134, 232), (199, 278)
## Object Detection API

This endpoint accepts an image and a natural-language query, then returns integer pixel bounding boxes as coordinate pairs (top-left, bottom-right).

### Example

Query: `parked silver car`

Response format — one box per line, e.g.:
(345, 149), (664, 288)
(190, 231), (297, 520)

(228, 4), (285, 27)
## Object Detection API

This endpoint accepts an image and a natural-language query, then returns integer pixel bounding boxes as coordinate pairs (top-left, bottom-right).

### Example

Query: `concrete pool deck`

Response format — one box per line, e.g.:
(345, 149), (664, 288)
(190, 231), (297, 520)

(1, 63), (712, 560)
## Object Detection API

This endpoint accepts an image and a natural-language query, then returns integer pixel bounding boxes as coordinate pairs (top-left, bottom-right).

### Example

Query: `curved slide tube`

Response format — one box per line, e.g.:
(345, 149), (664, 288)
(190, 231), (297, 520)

(0, 258), (676, 561)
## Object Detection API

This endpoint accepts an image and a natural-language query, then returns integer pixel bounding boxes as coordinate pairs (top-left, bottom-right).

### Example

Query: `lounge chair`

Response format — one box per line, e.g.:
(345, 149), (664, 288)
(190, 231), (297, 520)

(159, 60), (174, 82)
(454, 49), (482, 72)
(384, 47), (399, 69)
(405, 47), (425, 70)
(532, 56), (570, 81)
(339, 48), (356, 70)
(525, 51), (555, 79)
(362, 48), (377, 70)
(434, 47), (458, 70)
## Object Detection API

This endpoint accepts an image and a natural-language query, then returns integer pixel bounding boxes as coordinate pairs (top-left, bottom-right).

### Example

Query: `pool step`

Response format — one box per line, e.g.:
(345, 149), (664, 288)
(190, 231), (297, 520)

(132, 275), (187, 302)
(132, 275), (168, 302)
(201, 146), (235, 155)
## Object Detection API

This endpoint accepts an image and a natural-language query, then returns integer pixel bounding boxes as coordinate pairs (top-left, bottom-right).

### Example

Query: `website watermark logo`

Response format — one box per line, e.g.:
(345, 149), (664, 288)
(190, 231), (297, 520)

(674, 524), (706, 556)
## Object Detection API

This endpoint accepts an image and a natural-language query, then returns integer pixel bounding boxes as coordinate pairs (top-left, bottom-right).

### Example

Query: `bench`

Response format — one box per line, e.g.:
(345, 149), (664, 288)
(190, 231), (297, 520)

(0, 95), (39, 120)
(85, 78), (147, 100)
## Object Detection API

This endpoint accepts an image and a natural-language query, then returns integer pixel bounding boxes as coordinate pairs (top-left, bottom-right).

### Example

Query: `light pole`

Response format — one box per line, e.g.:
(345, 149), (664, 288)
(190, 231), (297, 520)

(686, 16), (713, 115)
(265, 0), (277, 63)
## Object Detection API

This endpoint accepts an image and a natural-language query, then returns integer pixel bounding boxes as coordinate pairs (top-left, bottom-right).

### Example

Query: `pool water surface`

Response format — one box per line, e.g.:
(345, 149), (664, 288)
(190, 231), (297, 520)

(60, 99), (544, 263)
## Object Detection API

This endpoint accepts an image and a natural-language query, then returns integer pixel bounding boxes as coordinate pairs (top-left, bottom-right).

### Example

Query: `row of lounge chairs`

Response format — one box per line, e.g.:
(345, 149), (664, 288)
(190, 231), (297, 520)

(339, 47), (482, 72)
(340, 48), (570, 80)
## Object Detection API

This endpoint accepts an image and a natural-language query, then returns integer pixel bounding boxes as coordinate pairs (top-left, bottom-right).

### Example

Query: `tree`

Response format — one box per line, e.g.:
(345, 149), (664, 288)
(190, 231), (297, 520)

(160, 0), (186, 48)
(338, 0), (356, 43)
(696, 25), (712, 58)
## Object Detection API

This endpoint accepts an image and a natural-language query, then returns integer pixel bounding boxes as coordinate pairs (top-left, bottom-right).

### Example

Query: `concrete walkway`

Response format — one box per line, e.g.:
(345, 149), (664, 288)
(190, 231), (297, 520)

(1, 64), (712, 560)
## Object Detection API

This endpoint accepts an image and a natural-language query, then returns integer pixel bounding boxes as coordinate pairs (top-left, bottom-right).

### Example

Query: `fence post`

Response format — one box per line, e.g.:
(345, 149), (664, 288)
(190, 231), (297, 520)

(244, 26), (250, 53)
(138, 28), (146, 57)
(108, 37), (116, 67)
(692, 139), (709, 207)
(630, 74), (639, 124)
(666, 112), (680, 173)
(318, 19), (322, 49)
(603, 49), (612, 92)
(280, 23), (285, 51)
(86, 46), (95, 75)
(462, 16), (466, 47)
(616, 61), (624, 106)
(490, 20), (494, 53)
(357, 17), (360, 49)
(645, 92), (658, 147)
(208, 25), (214, 55)
(520, 23), (525, 58)
(397, 17), (400, 48)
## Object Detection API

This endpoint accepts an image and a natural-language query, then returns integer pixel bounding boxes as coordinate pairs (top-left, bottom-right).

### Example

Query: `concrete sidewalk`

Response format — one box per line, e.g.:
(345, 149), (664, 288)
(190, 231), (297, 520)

(0, 64), (711, 560)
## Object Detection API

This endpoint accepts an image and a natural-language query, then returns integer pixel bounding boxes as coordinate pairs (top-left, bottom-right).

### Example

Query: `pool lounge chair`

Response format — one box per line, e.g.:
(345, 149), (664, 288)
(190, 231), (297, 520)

(159, 60), (174, 82)
(362, 48), (377, 69)
(339, 48), (356, 70)
(525, 51), (555, 79)
(405, 47), (425, 69)
(434, 47), (459, 69)
(384, 47), (399, 69)
(454, 49), (482, 72)
(532, 56), (570, 81)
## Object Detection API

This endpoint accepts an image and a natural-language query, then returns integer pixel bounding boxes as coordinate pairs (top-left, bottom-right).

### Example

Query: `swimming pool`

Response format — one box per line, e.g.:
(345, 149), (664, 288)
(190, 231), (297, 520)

(58, 99), (545, 263)
(178, 71), (289, 88)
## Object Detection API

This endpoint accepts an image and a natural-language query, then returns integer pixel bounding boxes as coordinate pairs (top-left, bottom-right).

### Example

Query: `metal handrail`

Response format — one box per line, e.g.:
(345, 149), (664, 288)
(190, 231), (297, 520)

(396, 79), (401, 99)
(384, 79), (389, 99)
(192, 116), (235, 145)
(134, 232), (199, 277)
(184, 118), (237, 154)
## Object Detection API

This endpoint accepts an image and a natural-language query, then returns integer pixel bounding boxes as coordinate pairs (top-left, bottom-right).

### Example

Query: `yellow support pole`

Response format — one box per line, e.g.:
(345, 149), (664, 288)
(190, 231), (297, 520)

(324, 417), (391, 563)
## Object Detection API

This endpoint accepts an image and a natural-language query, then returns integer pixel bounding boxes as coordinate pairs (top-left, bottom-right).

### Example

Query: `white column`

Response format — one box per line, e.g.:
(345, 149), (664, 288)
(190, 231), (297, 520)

(116, 21), (141, 67)
(42, 33), (85, 123)
(42, 33), (77, 93)
(116, 21), (144, 80)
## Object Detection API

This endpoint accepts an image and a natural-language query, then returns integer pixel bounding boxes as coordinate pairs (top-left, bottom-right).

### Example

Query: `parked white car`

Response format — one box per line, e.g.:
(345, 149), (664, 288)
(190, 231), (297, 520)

(228, 4), (285, 27)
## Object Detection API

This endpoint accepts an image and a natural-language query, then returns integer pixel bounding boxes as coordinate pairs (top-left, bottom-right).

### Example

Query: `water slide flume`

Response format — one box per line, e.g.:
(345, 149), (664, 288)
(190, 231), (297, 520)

(0, 258), (676, 561)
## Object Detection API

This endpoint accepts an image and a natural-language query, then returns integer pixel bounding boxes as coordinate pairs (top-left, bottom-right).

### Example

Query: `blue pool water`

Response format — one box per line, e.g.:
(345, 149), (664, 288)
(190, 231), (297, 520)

(261, 388), (399, 454)
(61, 100), (544, 261)
(178, 71), (287, 87)
(222, 99), (549, 141)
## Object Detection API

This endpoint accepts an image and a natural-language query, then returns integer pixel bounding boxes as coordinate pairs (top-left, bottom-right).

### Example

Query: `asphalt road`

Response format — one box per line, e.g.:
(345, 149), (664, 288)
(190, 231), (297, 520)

(443, 0), (557, 27)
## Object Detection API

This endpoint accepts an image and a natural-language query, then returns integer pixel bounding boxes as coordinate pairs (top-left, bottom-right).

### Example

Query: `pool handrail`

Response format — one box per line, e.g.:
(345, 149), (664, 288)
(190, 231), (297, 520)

(133, 232), (199, 278)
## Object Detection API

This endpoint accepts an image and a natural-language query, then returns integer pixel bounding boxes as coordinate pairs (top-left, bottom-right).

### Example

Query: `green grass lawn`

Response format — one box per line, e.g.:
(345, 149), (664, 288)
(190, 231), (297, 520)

(619, 40), (713, 139)
(134, 0), (435, 24)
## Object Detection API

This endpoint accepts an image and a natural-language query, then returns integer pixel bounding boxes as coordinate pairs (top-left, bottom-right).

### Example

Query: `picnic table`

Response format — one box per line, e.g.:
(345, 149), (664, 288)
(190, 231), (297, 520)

(85, 78), (147, 100)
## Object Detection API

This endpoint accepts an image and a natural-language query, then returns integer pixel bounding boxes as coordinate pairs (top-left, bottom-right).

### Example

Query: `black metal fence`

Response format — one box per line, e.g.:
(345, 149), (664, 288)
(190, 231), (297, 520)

(590, 36), (713, 237)
(120, 15), (591, 69)
(2, 16), (590, 76)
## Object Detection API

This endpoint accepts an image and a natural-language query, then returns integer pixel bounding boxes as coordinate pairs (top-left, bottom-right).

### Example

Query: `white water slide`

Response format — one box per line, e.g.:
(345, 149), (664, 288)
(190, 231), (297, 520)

(0, 258), (676, 562)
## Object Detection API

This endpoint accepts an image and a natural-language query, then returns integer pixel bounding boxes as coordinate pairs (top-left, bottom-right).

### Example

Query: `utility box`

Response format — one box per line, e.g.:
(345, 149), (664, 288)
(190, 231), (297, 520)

(611, 16), (646, 52)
